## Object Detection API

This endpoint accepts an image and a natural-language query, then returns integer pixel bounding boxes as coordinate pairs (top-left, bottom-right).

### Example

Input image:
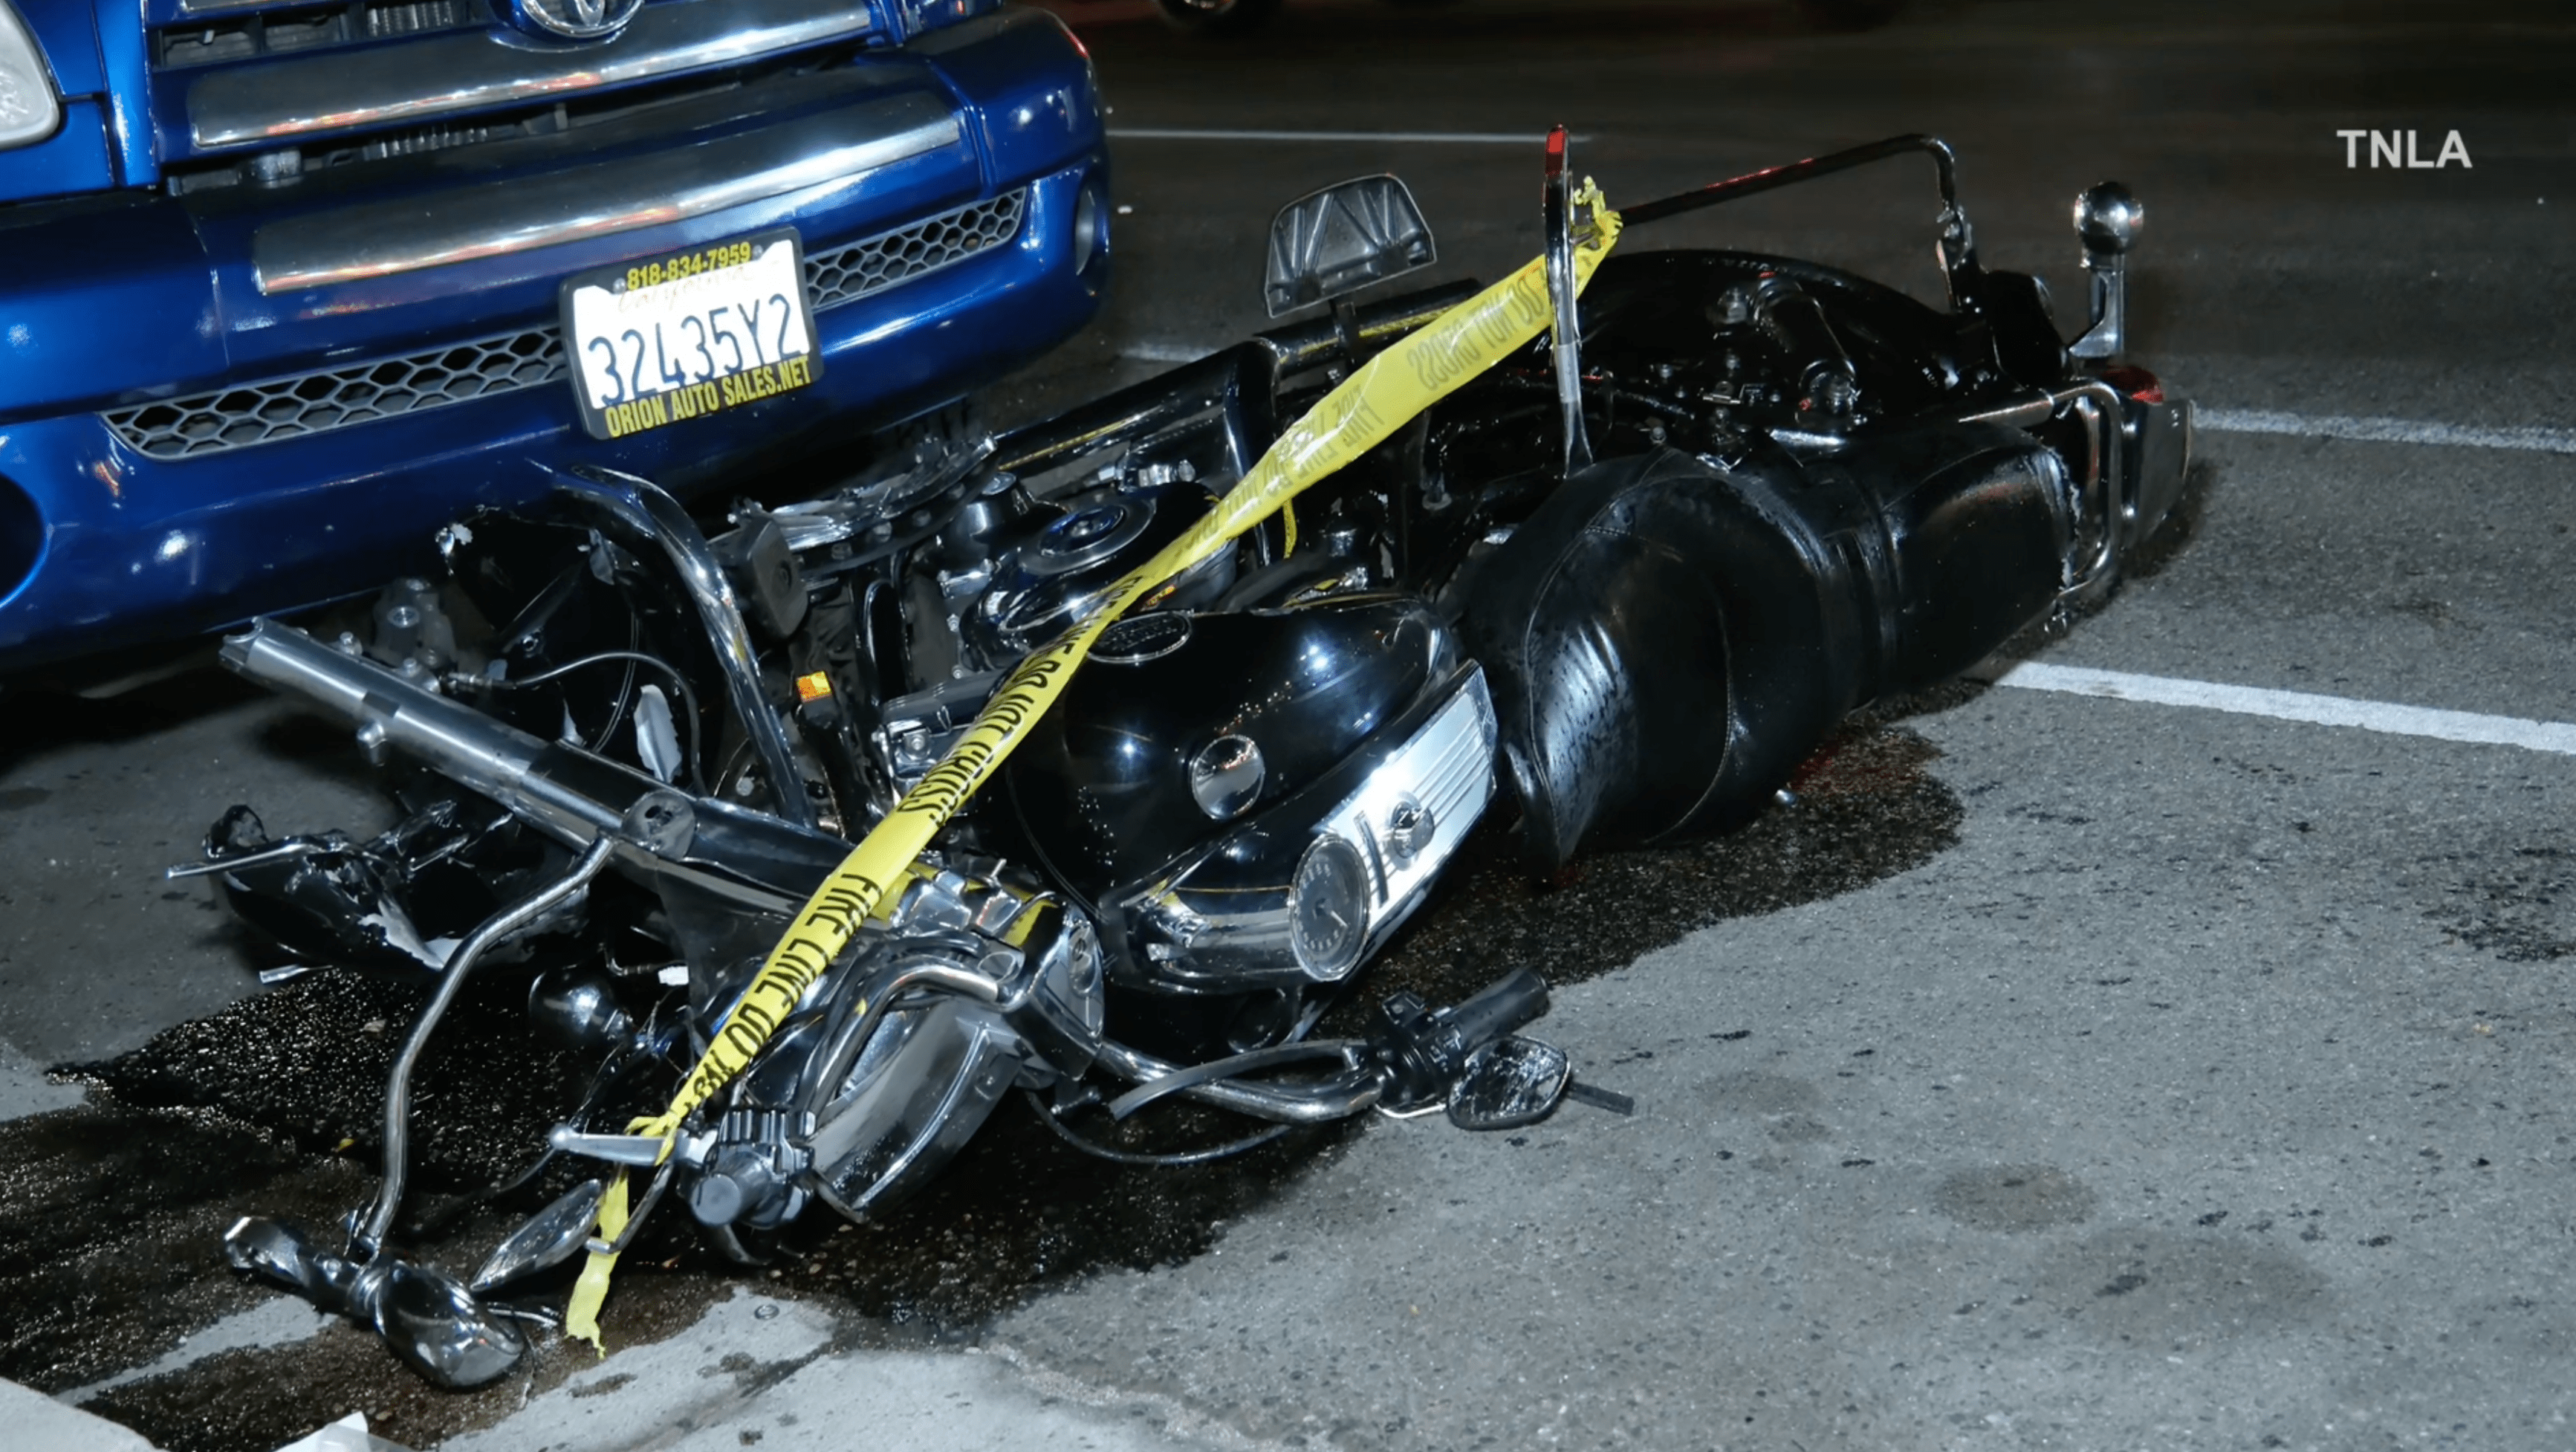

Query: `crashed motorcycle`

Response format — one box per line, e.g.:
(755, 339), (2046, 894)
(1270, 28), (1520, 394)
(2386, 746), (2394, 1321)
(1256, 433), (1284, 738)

(188, 132), (2192, 1386)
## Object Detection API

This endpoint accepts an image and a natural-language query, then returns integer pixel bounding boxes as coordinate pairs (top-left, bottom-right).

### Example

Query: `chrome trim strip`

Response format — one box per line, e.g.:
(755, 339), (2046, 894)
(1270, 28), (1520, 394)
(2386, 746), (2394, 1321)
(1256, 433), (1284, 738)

(1320, 667), (1495, 944)
(253, 93), (959, 293)
(187, 0), (880, 150)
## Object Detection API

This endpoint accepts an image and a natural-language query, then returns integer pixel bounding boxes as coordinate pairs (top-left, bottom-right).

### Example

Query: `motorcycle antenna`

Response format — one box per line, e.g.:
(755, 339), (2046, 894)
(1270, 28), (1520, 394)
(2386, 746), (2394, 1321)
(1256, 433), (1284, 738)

(1542, 124), (1592, 478)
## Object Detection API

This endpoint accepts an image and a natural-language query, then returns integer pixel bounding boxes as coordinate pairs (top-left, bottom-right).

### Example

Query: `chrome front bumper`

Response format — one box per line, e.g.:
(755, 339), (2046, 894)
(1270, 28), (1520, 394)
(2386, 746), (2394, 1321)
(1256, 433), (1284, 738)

(251, 82), (964, 293)
(188, 0), (882, 151)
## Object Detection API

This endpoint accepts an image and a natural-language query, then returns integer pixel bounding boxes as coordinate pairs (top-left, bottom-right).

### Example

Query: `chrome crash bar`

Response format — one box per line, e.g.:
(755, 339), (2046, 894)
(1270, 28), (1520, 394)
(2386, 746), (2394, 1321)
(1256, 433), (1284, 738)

(1952, 381), (2128, 604)
(1094, 1040), (1383, 1125)
(551, 467), (815, 829)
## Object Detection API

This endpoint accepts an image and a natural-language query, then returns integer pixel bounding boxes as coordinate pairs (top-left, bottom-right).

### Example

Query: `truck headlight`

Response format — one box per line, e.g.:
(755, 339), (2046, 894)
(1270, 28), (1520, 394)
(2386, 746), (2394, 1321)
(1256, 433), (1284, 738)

(0, 1), (58, 152)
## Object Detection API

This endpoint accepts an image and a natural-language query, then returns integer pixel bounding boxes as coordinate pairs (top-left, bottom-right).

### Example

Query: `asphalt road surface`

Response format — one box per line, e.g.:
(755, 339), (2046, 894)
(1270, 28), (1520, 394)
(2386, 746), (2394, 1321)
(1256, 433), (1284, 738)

(6, 1), (2575, 1449)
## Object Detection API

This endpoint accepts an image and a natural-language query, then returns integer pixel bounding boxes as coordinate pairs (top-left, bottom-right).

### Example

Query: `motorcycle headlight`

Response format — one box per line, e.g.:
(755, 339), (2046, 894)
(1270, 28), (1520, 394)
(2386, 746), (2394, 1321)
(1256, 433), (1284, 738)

(1288, 834), (1369, 982)
(0, 1), (60, 152)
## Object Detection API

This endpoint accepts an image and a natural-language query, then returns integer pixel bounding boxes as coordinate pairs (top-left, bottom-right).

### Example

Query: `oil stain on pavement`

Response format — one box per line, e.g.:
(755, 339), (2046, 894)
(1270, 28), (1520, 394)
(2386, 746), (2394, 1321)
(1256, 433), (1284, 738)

(2027, 1227), (2329, 1343)
(1930, 1165), (2100, 1233)
(2421, 840), (2575, 962)
(1, 712), (1962, 1452)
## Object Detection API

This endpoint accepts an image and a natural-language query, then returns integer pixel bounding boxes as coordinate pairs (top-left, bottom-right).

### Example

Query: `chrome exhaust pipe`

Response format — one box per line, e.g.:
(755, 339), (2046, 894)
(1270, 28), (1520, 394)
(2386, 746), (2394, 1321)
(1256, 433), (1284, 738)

(221, 618), (623, 849)
(219, 619), (851, 910)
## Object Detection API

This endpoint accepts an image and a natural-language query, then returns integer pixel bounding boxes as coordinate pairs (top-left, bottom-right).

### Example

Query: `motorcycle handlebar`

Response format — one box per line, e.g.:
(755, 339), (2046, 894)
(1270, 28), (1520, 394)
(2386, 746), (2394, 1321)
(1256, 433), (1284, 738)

(1441, 968), (1552, 1056)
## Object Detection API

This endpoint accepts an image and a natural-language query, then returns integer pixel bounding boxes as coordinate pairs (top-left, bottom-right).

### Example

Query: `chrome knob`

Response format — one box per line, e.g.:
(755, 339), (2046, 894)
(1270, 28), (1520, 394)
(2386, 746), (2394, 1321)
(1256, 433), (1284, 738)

(2074, 182), (2143, 258)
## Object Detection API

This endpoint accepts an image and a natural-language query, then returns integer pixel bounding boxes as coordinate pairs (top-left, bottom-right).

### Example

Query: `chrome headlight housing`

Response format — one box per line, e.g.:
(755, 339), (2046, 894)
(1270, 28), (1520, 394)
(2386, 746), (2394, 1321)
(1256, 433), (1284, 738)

(0, 1), (59, 152)
(1117, 667), (1499, 992)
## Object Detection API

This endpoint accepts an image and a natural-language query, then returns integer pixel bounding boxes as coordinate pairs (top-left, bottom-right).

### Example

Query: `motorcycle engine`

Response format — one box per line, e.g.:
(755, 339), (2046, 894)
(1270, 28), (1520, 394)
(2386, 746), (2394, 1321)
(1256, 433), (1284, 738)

(769, 441), (1498, 1048)
(929, 457), (1233, 680)
(678, 855), (1108, 1231)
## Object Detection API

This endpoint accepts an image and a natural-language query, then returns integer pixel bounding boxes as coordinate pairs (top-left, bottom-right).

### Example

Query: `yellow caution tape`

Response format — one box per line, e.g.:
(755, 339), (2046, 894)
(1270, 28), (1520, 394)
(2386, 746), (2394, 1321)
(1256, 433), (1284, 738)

(562, 1170), (629, 1350)
(564, 187), (1622, 1352)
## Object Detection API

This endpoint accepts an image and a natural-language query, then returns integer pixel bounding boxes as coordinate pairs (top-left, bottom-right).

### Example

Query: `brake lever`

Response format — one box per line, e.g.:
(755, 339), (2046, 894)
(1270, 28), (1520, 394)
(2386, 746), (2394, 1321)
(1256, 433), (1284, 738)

(1562, 1080), (1636, 1116)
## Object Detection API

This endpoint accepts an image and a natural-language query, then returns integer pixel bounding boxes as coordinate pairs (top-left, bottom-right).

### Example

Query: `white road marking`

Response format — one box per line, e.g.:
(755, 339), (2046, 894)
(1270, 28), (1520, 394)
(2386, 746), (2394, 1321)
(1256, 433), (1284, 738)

(1109, 128), (1575, 145)
(2199, 407), (2576, 454)
(1977, 661), (2576, 756)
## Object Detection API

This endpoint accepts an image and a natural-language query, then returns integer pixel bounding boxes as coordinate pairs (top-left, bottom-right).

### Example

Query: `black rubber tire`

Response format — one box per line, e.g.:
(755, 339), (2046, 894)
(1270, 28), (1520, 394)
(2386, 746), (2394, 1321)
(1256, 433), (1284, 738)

(1151, 0), (1283, 37)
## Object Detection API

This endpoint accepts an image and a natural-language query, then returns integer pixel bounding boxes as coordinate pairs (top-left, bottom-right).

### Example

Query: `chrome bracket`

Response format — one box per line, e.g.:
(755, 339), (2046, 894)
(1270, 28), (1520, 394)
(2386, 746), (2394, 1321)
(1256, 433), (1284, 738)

(2069, 182), (2142, 362)
(2052, 380), (2130, 606)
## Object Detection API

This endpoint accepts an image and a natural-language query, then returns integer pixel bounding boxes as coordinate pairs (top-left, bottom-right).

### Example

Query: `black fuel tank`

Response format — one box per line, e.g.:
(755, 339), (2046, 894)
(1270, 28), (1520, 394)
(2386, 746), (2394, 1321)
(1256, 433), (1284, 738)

(1003, 594), (1456, 895)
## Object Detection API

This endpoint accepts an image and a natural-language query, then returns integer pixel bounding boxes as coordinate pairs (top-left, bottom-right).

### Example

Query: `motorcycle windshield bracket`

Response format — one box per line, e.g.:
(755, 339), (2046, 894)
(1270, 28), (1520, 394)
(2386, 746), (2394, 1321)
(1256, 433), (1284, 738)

(1262, 174), (1438, 318)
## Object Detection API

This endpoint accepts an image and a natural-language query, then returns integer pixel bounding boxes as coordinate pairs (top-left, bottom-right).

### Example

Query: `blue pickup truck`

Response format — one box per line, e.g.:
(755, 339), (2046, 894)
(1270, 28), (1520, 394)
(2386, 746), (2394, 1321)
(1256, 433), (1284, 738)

(0, 0), (1109, 676)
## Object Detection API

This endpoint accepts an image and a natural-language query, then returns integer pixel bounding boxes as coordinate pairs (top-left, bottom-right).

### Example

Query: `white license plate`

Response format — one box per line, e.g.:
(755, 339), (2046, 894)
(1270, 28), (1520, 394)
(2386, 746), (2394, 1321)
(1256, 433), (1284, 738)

(559, 228), (824, 441)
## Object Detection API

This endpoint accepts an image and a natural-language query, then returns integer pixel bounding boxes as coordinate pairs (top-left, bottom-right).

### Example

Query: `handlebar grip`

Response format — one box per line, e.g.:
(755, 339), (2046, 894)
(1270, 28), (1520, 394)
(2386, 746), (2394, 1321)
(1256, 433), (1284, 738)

(1441, 968), (1551, 1053)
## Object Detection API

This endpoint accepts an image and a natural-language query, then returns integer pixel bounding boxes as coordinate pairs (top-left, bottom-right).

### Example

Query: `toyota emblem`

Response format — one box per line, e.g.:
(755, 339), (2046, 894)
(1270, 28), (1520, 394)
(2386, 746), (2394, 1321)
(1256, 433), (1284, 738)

(507, 0), (646, 42)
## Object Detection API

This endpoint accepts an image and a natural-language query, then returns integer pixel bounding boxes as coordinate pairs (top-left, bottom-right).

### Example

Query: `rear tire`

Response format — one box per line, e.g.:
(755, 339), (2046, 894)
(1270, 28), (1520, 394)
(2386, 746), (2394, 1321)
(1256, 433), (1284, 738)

(1151, 0), (1282, 37)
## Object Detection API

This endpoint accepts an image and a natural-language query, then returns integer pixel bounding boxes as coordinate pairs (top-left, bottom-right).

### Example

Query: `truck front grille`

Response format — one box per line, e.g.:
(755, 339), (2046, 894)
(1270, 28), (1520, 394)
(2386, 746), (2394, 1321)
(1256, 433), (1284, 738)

(108, 328), (564, 461)
(157, 0), (481, 70)
(805, 188), (1019, 311)
(102, 189), (1025, 461)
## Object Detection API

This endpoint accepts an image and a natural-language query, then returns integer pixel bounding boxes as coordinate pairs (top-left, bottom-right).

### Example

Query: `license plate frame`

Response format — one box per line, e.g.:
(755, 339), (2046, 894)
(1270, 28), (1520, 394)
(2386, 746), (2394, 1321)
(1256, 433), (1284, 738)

(559, 228), (825, 442)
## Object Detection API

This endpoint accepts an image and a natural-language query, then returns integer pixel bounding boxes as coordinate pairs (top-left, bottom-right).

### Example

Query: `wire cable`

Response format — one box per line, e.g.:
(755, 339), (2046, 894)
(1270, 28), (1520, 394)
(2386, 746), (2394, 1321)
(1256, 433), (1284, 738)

(462, 650), (707, 794)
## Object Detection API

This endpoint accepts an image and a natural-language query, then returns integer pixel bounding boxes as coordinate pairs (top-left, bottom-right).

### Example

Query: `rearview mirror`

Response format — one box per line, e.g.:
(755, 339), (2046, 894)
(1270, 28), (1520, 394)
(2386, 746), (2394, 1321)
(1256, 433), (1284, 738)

(1446, 1034), (1571, 1131)
(1263, 175), (1436, 317)
(372, 1260), (528, 1390)
(472, 1178), (606, 1294)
